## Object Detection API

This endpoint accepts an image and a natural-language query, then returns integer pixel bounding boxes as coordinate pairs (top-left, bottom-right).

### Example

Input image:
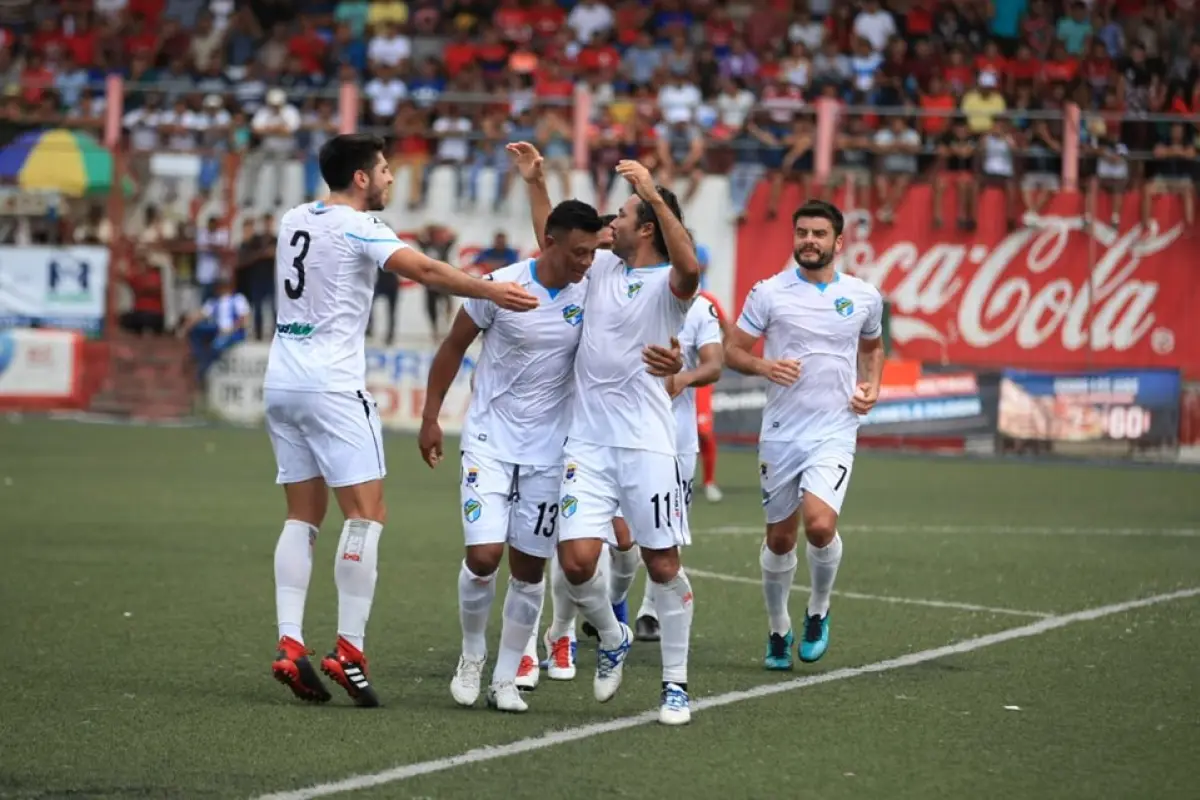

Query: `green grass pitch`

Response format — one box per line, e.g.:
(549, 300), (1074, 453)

(1, 417), (1198, 799)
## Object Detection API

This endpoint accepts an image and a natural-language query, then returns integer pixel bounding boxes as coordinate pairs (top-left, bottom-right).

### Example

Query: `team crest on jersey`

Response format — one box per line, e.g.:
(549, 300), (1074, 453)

(465, 467), (479, 486)
(834, 297), (855, 318)
(561, 494), (578, 518)
(564, 463), (577, 482)
(626, 281), (644, 299)
(562, 304), (583, 326)
(463, 499), (482, 523)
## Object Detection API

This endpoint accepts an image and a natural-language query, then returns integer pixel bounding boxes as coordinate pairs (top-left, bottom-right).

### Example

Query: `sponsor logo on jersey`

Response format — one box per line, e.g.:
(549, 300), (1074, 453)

(561, 494), (578, 518)
(562, 304), (583, 326)
(834, 297), (854, 318)
(463, 498), (482, 523)
(564, 463), (577, 481)
(277, 321), (316, 338)
(465, 467), (478, 486)
(626, 281), (644, 298)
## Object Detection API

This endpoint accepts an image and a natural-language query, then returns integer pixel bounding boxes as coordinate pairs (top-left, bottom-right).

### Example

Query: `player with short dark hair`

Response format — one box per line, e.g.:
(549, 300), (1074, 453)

(725, 198), (885, 670)
(266, 134), (538, 707)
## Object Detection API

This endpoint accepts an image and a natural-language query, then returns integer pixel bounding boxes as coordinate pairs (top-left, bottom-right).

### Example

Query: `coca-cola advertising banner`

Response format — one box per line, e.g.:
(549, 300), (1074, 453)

(735, 185), (1200, 378)
(997, 368), (1181, 448)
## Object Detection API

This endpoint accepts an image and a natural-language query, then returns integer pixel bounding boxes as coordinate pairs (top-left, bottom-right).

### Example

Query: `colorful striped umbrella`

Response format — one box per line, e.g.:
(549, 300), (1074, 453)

(0, 128), (123, 197)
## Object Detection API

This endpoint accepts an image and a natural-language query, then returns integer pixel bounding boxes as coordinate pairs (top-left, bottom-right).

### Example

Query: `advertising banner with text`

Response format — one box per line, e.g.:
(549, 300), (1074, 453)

(734, 185), (1200, 378)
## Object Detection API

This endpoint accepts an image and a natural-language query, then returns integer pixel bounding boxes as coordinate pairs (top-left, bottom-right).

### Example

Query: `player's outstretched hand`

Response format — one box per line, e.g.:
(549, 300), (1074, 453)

(642, 337), (683, 376)
(488, 281), (539, 312)
(615, 160), (659, 201)
(506, 142), (544, 183)
(418, 418), (444, 469)
(850, 381), (879, 415)
(762, 358), (801, 386)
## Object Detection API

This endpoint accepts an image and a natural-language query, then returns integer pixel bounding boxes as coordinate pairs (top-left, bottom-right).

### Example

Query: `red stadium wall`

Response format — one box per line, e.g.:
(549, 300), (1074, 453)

(735, 184), (1200, 379)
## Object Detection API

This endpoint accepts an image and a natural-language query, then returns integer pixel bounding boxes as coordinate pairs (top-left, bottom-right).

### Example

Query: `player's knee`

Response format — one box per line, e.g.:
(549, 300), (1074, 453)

(465, 545), (504, 577)
(765, 516), (800, 554)
(641, 547), (680, 583)
(557, 546), (598, 584)
(803, 515), (837, 547)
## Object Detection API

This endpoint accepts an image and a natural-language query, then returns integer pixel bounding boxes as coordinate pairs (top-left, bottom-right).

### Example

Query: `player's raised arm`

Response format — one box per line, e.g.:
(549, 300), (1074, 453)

(507, 142), (551, 252)
(615, 159), (701, 299)
(382, 247), (538, 312)
(419, 308), (482, 468)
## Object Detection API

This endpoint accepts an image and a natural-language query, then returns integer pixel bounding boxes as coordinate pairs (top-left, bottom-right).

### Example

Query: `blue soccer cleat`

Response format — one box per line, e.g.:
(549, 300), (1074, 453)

(763, 630), (794, 671)
(798, 610), (830, 663)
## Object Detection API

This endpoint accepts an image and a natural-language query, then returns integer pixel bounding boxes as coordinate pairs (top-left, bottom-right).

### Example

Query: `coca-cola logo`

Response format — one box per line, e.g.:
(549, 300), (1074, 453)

(836, 213), (1183, 356)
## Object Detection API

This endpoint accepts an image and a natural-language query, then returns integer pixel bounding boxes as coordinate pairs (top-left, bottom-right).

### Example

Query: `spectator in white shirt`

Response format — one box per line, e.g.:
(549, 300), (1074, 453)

(873, 115), (921, 223)
(715, 77), (756, 129)
(194, 214), (230, 300)
(245, 88), (300, 208)
(853, 0), (897, 52)
(431, 103), (473, 207)
(567, 0), (614, 44)
(363, 65), (408, 124)
(368, 22), (411, 68)
(658, 75), (702, 126)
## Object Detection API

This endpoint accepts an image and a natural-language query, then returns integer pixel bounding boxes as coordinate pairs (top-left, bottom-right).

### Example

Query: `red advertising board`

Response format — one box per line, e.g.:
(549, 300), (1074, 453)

(735, 184), (1200, 378)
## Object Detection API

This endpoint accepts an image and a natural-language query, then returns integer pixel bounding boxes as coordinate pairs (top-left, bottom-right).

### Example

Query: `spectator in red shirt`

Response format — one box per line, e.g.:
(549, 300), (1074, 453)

(121, 262), (166, 336)
(20, 53), (56, 105)
(494, 0), (530, 43)
(975, 40), (1009, 76)
(577, 33), (620, 74)
(527, 0), (566, 39)
(475, 27), (512, 84)
(443, 30), (477, 77)
(1007, 43), (1042, 90)
(288, 17), (328, 75)
(1042, 41), (1079, 83)
(124, 16), (160, 60)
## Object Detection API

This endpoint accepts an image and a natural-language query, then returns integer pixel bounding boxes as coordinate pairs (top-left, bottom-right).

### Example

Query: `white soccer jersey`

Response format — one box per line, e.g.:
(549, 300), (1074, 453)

(673, 295), (722, 455)
(568, 250), (692, 455)
(461, 259), (588, 466)
(737, 269), (883, 450)
(264, 202), (409, 392)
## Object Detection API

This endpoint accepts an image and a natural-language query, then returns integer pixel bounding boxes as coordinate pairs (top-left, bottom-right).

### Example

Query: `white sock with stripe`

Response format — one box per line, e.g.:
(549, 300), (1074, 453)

(333, 519), (383, 651)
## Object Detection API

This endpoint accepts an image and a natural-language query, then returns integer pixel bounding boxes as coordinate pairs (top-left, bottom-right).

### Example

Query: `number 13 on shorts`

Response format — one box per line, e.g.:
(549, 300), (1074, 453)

(758, 442), (855, 524)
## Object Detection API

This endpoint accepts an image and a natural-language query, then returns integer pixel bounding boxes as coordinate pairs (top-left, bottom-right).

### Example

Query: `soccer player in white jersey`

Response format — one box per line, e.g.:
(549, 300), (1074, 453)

(415, 200), (606, 714)
(265, 134), (537, 707)
(631, 294), (725, 641)
(520, 146), (702, 725)
(725, 199), (885, 670)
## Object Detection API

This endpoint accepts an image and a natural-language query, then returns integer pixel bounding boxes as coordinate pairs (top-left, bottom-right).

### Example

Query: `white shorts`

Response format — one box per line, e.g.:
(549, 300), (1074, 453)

(759, 440), (855, 524)
(613, 451), (697, 534)
(560, 441), (689, 550)
(460, 451), (560, 559)
(265, 388), (386, 488)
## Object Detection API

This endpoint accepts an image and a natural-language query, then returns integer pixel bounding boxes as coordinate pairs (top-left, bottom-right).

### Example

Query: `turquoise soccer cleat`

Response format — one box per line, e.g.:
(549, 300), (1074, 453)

(798, 610), (830, 663)
(763, 630), (794, 670)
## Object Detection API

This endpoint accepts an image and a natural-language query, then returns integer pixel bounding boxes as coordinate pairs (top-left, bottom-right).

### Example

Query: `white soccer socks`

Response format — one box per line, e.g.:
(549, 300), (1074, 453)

(566, 569), (624, 648)
(608, 545), (640, 606)
(332, 519), (383, 651)
(457, 561), (497, 660)
(545, 552), (579, 642)
(652, 569), (694, 686)
(274, 520), (318, 644)
(636, 577), (657, 621)
(806, 533), (843, 618)
(761, 541), (799, 636)
(493, 577), (544, 687)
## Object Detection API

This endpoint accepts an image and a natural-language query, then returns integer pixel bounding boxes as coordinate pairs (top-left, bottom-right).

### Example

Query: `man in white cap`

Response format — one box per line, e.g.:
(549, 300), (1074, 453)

(247, 88), (301, 208)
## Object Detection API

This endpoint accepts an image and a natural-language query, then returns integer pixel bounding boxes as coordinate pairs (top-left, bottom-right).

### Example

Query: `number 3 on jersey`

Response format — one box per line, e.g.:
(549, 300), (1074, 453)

(286, 230), (311, 299)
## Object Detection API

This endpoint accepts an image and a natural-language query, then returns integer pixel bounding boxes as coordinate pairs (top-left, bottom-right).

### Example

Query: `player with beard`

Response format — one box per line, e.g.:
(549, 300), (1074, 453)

(265, 134), (537, 707)
(724, 200), (885, 670)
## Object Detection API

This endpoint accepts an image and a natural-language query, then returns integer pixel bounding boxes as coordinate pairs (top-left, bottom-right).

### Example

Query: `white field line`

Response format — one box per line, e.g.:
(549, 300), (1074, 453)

(254, 587), (1200, 800)
(686, 567), (1054, 618)
(697, 524), (1200, 538)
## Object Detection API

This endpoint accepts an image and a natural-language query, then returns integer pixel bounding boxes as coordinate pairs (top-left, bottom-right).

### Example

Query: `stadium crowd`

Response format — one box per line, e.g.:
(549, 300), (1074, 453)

(2, 0), (1199, 335)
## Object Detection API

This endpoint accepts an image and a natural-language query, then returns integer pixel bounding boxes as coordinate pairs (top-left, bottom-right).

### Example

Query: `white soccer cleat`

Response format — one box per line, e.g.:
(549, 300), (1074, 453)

(450, 654), (486, 707)
(593, 623), (633, 703)
(487, 680), (529, 713)
(544, 632), (577, 681)
(515, 654), (540, 691)
(659, 682), (691, 725)
(704, 483), (723, 503)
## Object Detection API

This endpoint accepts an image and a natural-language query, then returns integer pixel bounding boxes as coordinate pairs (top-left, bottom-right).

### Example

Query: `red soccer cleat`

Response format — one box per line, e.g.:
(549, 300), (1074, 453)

(320, 637), (380, 707)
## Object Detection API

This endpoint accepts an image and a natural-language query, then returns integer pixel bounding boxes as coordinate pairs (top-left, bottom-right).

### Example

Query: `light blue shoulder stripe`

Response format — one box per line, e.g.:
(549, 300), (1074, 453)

(344, 232), (399, 243)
